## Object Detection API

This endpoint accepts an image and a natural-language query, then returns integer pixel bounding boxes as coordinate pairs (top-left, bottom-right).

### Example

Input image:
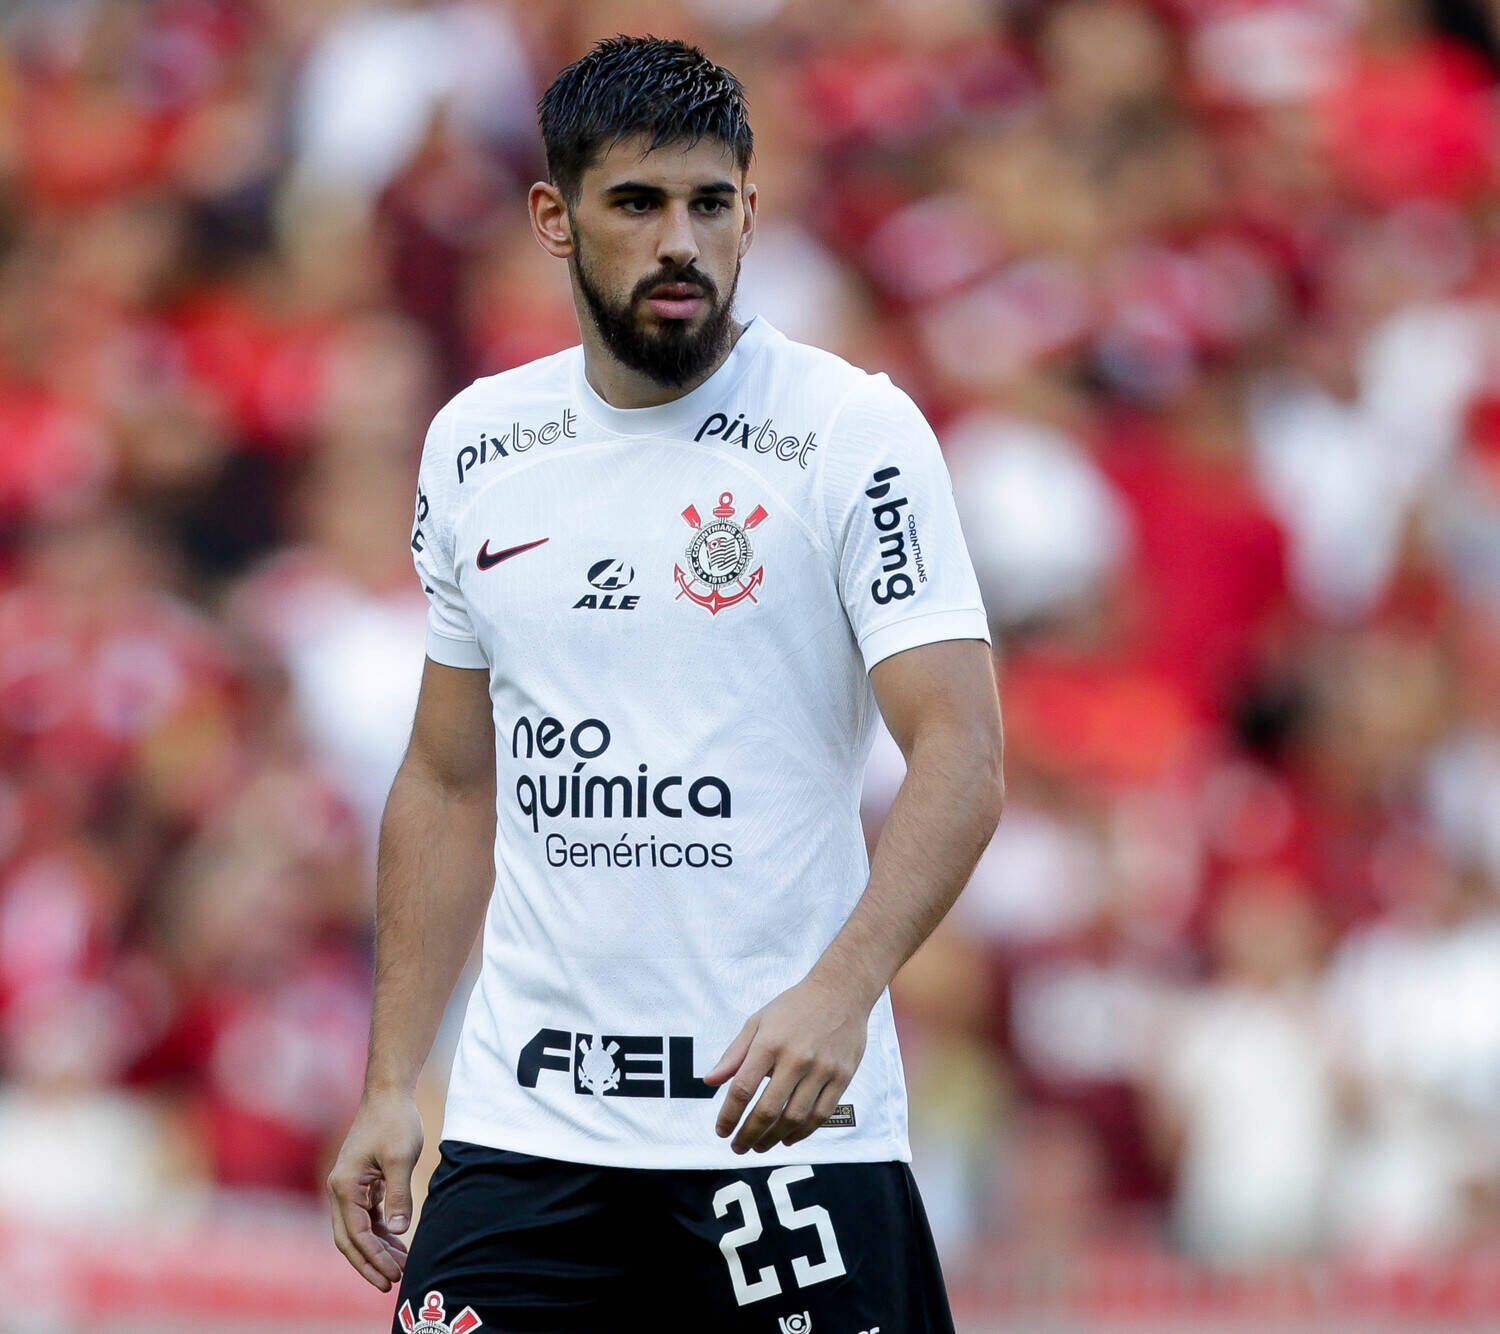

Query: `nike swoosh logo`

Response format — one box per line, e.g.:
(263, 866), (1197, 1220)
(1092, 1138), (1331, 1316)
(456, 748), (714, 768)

(476, 537), (549, 570)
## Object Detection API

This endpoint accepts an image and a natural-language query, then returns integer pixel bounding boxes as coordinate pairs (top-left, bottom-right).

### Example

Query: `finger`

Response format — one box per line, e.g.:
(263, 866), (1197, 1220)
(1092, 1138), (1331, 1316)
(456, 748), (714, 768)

(332, 1178), (404, 1286)
(330, 1193), (396, 1291)
(704, 1017), (758, 1086)
(731, 1066), (803, 1155)
(348, 1201), (405, 1286)
(333, 1200), (393, 1284)
(371, 1219), (411, 1257)
(782, 1080), (846, 1148)
(715, 1043), (774, 1139)
(380, 1155), (417, 1235)
(364, 1176), (412, 1261)
(754, 1072), (831, 1152)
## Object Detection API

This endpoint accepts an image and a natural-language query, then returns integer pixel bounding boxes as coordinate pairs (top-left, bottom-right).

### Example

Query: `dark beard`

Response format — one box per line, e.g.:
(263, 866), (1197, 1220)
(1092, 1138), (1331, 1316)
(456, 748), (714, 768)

(574, 242), (738, 389)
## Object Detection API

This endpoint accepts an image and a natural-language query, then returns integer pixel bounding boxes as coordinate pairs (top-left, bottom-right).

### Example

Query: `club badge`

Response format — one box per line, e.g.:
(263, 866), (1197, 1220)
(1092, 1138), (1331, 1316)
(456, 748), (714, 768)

(674, 491), (768, 615)
(577, 1034), (622, 1095)
(399, 1290), (482, 1334)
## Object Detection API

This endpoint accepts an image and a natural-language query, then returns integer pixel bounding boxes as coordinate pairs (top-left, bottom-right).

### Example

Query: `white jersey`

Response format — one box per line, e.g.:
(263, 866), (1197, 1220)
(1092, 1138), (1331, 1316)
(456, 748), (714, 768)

(411, 317), (989, 1168)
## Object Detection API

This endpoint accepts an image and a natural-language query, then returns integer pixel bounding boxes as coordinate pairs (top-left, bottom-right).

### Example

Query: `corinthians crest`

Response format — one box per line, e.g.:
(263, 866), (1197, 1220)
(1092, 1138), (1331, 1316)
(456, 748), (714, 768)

(399, 1290), (482, 1334)
(675, 491), (768, 615)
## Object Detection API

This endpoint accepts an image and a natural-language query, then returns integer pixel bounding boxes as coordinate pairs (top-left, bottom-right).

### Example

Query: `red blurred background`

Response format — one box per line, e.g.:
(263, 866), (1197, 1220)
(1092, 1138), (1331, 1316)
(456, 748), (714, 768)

(4, 1), (1500, 1329)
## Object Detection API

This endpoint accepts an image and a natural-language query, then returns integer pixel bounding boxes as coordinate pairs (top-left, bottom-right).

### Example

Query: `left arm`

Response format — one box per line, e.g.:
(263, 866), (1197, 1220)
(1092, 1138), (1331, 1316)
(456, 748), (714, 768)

(705, 637), (1004, 1152)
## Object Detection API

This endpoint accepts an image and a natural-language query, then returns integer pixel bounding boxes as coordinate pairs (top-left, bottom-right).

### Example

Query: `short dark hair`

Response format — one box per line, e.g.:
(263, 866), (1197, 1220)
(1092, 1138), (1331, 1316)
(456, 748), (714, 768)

(538, 35), (753, 203)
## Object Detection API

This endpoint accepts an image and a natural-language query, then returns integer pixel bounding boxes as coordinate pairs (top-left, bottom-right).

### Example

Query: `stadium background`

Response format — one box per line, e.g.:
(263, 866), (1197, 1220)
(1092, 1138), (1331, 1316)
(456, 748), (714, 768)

(4, 0), (1500, 1330)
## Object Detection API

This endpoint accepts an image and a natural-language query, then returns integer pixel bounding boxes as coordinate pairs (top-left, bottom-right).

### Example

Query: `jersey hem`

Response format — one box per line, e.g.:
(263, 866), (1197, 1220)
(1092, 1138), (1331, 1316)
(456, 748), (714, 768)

(438, 1116), (912, 1171)
(858, 606), (991, 672)
(425, 625), (488, 669)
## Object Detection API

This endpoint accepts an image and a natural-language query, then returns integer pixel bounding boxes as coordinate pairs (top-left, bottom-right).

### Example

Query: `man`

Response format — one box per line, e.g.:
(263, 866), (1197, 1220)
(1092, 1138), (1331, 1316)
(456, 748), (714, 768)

(328, 35), (1004, 1334)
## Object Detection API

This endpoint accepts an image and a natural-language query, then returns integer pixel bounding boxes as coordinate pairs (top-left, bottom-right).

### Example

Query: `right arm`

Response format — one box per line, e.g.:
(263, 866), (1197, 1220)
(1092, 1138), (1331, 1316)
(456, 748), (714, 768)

(327, 657), (495, 1291)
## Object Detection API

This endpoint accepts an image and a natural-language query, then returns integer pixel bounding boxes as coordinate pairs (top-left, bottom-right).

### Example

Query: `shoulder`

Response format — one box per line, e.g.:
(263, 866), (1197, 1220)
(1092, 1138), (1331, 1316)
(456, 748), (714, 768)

(419, 347), (581, 488)
(753, 325), (927, 436)
(735, 323), (930, 478)
(803, 356), (947, 530)
(432, 346), (580, 431)
(749, 321), (875, 409)
(818, 374), (936, 482)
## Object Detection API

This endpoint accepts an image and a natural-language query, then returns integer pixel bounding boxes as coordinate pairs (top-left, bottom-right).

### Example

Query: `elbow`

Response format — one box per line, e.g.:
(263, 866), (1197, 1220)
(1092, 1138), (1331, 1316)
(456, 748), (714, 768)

(906, 703), (1006, 833)
(978, 742), (1005, 837)
(979, 696), (1006, 833)
(396, 747), (495, 807)
(955, 719), (1005, 838)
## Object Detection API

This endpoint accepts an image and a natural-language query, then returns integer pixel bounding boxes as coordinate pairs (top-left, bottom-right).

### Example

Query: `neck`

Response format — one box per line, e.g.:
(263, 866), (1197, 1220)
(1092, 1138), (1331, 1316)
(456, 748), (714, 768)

(579, 317), (746, 410)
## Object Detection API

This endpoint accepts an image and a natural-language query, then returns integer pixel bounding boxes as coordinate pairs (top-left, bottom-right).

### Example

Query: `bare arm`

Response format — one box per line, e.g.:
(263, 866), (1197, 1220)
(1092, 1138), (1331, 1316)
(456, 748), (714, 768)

(328, 658), (496, 1290)
(365, 659), (497, 1095)
(811, 637), (1005, 1003)
(707, 637), (1004, 1152)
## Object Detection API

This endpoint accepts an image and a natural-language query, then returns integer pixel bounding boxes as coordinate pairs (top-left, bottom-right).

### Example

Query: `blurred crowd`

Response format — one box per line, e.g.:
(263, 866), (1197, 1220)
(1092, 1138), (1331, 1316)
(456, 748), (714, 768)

(3, 0), (1500, 1285)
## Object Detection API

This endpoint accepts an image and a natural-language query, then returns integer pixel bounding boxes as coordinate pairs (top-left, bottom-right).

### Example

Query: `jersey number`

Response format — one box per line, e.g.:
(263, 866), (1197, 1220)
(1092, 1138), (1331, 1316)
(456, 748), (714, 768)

(712, 1165), (847, 1306)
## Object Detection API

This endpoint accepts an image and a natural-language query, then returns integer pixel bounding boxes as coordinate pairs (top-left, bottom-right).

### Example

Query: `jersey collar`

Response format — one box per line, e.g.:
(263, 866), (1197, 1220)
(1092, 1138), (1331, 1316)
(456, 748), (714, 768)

(571, 316), (771, 437)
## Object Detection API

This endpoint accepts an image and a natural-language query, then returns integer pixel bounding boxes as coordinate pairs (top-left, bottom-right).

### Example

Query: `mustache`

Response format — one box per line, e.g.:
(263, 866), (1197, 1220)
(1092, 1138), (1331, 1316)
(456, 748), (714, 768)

(630, 265), (719, 304)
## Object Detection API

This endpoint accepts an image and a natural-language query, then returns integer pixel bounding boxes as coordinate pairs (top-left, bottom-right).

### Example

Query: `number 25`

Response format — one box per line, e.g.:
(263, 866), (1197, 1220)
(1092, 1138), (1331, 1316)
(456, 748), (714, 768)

(712, 1165), (847, 1306)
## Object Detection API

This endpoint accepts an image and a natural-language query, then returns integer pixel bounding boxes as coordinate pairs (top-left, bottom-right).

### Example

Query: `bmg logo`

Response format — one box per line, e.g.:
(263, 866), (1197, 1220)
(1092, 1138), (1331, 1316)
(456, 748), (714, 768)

(864, 466), (917, 604)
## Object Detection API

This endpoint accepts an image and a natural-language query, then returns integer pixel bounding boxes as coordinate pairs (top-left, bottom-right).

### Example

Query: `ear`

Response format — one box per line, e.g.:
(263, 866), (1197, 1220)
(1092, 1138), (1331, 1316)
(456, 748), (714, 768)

(738, 183), (757, 261)
(530, 182), (574, 259)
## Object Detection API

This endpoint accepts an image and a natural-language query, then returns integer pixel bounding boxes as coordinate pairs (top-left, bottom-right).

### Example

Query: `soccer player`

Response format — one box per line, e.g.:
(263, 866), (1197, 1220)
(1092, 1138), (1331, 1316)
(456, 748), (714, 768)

(328, 35), (1004, 1334)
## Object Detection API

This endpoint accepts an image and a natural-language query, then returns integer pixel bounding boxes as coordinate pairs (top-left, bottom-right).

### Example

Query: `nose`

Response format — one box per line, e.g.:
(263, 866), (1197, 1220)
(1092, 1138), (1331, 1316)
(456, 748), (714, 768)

(655, 200), (699, 271)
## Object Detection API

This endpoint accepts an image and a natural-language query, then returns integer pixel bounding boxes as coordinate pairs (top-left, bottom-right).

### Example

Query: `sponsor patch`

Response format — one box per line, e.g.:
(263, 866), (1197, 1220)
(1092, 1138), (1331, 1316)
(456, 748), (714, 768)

(456, 412), (578, 483)
(864, 467), (924, 604)
(574, 557), (639, 611)
(694, 411), (818, 468)
(518, 1027), (717, 1099)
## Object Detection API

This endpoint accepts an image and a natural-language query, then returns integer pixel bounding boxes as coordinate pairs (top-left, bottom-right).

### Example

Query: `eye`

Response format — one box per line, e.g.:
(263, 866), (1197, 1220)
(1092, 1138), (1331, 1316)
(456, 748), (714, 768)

(618, 197), (656, 213)
(695, 197), (730, 214)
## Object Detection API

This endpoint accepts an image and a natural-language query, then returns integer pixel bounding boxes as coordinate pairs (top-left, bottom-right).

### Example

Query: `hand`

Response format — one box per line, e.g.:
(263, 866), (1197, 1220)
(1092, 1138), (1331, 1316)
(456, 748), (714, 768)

(327, 1091), (424, 1291)
(705, 974), (873, 1154)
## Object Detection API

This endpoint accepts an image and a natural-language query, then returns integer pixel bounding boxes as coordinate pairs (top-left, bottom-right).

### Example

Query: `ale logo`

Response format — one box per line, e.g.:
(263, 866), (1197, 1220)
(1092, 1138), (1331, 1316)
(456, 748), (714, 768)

(575, 557), (639, 611)
(587, 558), (634, 590)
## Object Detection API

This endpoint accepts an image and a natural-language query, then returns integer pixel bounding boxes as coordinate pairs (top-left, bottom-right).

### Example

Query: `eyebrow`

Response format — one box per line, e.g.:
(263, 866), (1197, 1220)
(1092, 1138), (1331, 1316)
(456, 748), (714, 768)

(603, 180), (738, 197)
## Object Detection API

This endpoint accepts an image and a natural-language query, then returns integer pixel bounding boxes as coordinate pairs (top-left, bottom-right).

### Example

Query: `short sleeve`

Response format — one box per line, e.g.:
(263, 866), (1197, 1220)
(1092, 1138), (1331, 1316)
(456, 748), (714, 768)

(412, 407), (488, 669)
(822, 375), (991, 672)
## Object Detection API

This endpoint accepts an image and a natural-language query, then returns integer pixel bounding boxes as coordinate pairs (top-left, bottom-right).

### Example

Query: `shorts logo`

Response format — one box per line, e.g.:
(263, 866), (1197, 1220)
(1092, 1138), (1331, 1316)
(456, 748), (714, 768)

(399, 1290), (481, 1334)
(675, 491), (768, 615)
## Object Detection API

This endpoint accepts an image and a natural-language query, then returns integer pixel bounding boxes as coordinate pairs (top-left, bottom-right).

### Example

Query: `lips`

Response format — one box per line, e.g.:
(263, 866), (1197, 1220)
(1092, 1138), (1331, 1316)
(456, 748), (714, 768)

(646, 281), (705, 320)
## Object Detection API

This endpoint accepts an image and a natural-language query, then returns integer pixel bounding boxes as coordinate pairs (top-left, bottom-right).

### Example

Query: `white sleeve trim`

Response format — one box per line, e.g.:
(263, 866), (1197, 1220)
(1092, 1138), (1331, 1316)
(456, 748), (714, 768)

(859, 606), (991, 672)
(425, 625), (489, 669)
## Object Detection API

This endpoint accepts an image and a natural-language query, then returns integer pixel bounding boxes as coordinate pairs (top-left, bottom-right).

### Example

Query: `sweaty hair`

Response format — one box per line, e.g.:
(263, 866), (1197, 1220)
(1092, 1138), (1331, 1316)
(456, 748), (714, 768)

(538, 35), (753, 203)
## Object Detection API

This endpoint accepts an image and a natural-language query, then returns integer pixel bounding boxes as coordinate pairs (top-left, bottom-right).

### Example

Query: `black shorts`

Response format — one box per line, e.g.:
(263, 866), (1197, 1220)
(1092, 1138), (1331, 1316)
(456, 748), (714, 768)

(392, 1139), (955, 1334)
